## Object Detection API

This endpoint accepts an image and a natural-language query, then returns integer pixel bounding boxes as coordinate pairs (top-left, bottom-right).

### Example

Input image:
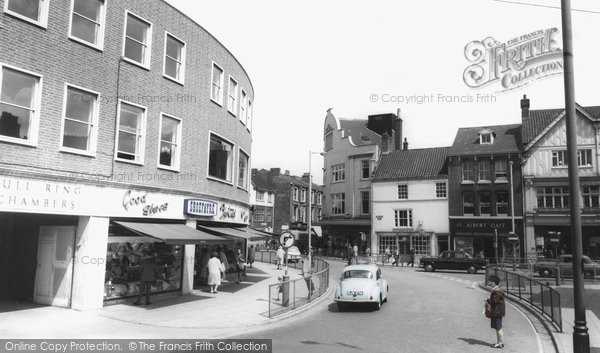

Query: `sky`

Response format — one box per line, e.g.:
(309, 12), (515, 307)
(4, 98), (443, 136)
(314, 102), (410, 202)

(166, 0), (600, 185)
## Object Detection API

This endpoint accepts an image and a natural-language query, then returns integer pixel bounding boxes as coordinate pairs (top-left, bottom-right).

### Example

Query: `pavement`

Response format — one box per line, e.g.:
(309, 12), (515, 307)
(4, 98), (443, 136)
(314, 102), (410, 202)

(0, 261), (331, 339)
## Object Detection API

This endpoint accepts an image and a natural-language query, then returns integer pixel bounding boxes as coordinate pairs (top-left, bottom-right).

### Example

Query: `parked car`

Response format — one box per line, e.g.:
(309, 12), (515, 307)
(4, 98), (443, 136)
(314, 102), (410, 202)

(286, 246), (301, 263)
(334, 264), (389, 311)
(534, 254), (599, 279)
(420, 250), (486, 274)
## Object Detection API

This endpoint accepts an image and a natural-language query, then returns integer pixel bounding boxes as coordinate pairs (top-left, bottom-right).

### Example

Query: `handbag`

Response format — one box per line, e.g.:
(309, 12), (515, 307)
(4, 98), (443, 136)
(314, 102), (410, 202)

(484, 302), (492, 318)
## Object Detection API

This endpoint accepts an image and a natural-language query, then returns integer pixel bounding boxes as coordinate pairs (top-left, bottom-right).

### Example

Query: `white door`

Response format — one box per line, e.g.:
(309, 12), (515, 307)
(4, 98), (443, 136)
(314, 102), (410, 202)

(33, 226), (75, 307)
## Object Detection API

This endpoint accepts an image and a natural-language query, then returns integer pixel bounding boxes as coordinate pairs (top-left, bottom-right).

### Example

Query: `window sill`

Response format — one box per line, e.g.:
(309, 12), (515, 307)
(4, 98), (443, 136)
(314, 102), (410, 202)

(477, 180), (491, 184)
(228, 110), (237, 118)
(68, 35), (104, 52)
(4, 10), (47, 28)
(122, 56), (151, 71)
(237, 185), (249, 193)
(115, 158), (144, 166)
(0, 136), (37, 148)
(210, 97), (223, 107)
(207, 176), (234, 186)
(494, 179), (509, 184)
(157, 165), (180, 173)
(461, 181), (475, 185)
(163, 73), (185, 86)
(59, 147), (96, 158)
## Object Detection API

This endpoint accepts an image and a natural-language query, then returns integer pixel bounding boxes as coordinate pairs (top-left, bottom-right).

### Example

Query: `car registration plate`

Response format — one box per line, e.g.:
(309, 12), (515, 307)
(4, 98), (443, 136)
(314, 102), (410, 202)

(347, 290), (363, 296)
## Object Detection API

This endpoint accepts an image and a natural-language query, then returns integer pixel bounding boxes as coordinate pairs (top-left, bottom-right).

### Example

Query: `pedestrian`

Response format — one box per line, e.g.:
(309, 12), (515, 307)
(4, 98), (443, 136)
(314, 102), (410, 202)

(276, 245), (285, 270)
(407, 248), (415, 267)
(302, 256), (313, 297)
(276, 276), (283, 301)
(248, 244), (256, 268)
(207, 251), (224, 293)
(353, 244), (358, 258)
(392, 248), (400, 266)
(384, 246), (391, 264)
(235, 249), (245, 283)
(134, 252), (156, 305)
(218, 247), (230, 281)
(347, 244), (354, 265)
(485, 274), (506, 348)
(366, 246), (371, 257)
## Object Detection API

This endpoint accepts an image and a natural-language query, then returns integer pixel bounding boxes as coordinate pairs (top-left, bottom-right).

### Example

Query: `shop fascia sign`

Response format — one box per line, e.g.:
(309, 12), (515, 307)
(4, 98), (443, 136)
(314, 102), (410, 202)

(452, 219), (511, 232)
(122, 190), (168, 217)
(184, 199), (218, 217)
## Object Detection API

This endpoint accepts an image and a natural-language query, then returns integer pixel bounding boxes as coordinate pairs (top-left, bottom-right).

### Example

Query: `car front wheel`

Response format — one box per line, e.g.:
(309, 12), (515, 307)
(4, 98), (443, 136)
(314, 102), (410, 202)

(467, 265), (477, 274)
(424, 264), (435, 272)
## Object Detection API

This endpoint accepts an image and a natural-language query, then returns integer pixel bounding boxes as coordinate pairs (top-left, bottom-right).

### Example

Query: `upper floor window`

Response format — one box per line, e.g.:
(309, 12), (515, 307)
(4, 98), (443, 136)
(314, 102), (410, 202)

(480, 133), (492, 144)
(4, 0), (49, 27)
(247, 100), (253, 132)
(495, 160), (507, 181)
(462, 161), (474, 182)
(267, 193), (273, 203)
(69, 0), (106, 49)
(463, 191), (475, 215)
(227, 76), (238, 115)
(397, 184), (408, 199)
(61, 85), (99, 154)
(582, 186), (600, 208)
(256, 191), (264, 202)
(479, 191), (491, 216)
(552, 150), (593, 167)
(210, 63), (224, 105)
(478, 160), (490, 181)
(301, 189), (306, 202)
(361, 190), (370, 215)
(238, 150), (249, 189)
(394, 209), (412, 227)
(331, 193), (345, 215)
(163, 33), (186, 84)
(435, 182), (447, 198)
(123, 12), (153, 68)
(292, 187), (298, 201)
(208, 133), (233, 183)
(158, 114), (181, 170)
(318, 193), (322, 205)
(325, 132), (333, 151)
(240, 90), (247, 125)
(332, 164), (345, 182)
(496, 192), (508, 216)
(536, 187), (569, 209)
(115, 101), (146, 163)
(0, 65), (42, 146)
(361, 159), (370, 179)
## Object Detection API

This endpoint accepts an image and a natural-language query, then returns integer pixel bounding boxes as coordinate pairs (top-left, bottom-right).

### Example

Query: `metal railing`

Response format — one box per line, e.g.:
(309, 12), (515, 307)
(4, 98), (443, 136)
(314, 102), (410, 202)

(486, 266), (562, 332)
(254, 250), (330, 318)
(487, 257), (600, 284)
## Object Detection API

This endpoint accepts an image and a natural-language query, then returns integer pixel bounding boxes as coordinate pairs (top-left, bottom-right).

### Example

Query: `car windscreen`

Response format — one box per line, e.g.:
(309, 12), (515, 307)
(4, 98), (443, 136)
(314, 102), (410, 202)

(343, 270), (373, 279)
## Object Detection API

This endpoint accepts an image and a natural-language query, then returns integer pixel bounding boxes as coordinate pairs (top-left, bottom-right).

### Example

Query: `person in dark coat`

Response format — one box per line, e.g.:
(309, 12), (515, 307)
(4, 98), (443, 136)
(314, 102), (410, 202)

(406, 248), (415, 267)
(248, 245), (256, 268)
(486, 275), (506, 348)
(134, 253), (156, 305)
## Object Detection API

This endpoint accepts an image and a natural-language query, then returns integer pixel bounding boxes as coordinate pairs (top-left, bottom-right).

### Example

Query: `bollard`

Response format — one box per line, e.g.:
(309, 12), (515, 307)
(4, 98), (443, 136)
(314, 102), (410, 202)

(555, 266), (560, 286)
(282, 270), (290, 307)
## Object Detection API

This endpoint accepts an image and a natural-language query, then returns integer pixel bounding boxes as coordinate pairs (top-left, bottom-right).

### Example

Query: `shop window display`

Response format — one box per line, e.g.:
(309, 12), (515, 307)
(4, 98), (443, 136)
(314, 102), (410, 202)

(104, 241), (182, 300)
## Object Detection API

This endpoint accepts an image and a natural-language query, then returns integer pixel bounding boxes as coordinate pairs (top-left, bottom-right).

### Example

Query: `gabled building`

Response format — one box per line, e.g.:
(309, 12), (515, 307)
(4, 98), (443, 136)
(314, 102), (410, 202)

(251, 168), (324, 252)
(448, 123), (523, 259)
(520, 95), (600, 259)
(371, 147), (451, 257)
(321, 108), (404, 257)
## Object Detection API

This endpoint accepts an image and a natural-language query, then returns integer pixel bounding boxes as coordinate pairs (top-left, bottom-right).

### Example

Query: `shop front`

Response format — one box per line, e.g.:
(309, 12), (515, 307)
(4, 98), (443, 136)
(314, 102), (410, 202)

(0, 175), (250, 310)
(375, 230), (439, 257)
(529, 214), (600, 260)
(449, 218), (524, 260)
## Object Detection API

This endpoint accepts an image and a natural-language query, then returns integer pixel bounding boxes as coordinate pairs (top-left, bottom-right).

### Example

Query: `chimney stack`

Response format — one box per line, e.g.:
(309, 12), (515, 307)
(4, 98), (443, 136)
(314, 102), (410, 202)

(284, 170), (290, 176)
(381, 132), (390, 154)
(403, 138), (409, 150)
(521, 94), (530, 120)
(394, 108), (402, 151)
(302, 173), (310, 183)
(269, 168), (281, 175)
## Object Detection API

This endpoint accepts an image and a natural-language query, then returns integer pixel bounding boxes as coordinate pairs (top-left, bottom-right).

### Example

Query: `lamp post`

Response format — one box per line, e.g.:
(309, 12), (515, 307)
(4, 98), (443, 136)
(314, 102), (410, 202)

(549, 231), (561, 286)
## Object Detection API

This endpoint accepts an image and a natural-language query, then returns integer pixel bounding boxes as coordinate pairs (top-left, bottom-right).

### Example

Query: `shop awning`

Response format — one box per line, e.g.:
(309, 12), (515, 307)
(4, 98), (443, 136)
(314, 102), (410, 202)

(197, 225), (268, 240)
(311, 226), (323, 238)
(107, 235), (159, 244)
(114, 221), (224, 244)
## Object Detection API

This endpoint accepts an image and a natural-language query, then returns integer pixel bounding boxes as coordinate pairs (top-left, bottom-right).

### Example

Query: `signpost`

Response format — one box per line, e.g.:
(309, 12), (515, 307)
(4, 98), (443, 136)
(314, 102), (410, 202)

(549, 231), (561, 286)
(279, 231), (294, 307)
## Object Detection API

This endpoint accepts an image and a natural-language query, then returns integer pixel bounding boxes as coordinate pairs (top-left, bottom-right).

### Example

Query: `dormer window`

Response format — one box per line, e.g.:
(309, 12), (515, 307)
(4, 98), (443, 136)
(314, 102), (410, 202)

(478, 128), (494, 144)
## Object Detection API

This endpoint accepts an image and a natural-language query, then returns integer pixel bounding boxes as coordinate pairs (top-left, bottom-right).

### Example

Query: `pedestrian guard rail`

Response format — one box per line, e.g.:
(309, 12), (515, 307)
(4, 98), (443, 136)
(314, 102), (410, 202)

(486, 257), (600, 284)
(254, 250), (329, 318)
(486, 266), (562, 333)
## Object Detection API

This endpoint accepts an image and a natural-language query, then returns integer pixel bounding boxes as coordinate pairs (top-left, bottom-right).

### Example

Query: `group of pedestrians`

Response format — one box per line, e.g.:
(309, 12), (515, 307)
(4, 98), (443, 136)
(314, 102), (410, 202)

(384, 247), (415, 267)
(197, 245), (257, 294)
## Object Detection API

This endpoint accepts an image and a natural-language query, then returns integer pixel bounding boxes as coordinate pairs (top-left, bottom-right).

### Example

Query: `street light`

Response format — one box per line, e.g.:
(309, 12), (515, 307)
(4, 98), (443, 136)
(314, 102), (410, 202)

(308, 150), (323, 268)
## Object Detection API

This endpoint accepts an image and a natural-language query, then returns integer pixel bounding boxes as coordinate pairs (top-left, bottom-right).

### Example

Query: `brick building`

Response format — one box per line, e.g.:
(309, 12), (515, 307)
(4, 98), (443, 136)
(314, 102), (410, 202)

(0, 0), (255, 309)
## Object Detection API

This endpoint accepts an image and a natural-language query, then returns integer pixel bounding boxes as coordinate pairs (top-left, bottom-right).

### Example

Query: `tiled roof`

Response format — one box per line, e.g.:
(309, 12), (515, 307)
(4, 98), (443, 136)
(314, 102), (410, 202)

(251, 173), (275, 191)
(338, 118), (381, 146)
(522, 105), (600, 146)
(450, 123), (522, 156)
(372, 147), (451, 182)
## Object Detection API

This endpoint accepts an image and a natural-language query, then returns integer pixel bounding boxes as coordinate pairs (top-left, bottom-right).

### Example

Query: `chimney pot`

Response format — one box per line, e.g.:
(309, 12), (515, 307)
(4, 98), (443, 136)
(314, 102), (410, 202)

(403, 138), (409, 150)
(521, 94), (530, 120)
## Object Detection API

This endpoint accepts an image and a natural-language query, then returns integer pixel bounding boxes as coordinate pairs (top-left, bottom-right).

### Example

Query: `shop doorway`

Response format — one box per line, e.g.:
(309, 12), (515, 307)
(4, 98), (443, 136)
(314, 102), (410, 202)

(33, 226), (75, 308)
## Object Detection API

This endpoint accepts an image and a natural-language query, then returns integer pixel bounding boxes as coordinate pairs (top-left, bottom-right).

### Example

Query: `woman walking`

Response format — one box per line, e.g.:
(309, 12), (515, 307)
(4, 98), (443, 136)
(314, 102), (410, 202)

(207, 252), (224, 294)
(486, 275), (506, 348)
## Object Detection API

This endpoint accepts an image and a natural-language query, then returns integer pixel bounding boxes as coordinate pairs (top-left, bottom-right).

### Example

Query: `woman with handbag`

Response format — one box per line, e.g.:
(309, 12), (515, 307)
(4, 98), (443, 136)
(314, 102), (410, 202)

(485, 275), (506, 348)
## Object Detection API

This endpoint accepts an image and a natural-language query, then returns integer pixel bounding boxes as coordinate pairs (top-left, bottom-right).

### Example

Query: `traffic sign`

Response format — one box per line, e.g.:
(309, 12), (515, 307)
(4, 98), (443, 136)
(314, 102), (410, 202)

(279, 231), (294, 248)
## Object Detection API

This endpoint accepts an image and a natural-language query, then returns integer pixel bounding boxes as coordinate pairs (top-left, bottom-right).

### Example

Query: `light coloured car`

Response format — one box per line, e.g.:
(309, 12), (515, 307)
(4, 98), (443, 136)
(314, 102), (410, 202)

(334, 264), (389, 311)
(286, 246), (301, 263)
(534, 254), (599, 279)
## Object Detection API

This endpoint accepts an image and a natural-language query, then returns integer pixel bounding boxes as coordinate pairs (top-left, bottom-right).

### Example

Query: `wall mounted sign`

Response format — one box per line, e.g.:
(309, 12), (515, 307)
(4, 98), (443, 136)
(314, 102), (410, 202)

(184, 199), (218, 217)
